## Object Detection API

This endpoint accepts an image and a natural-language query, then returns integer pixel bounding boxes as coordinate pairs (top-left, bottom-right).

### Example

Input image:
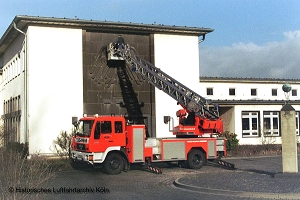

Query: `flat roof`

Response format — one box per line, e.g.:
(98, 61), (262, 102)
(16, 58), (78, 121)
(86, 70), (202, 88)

(0, 15), (214, 56)
(211, 99), (300, 105)
(200, 76), (300, 84)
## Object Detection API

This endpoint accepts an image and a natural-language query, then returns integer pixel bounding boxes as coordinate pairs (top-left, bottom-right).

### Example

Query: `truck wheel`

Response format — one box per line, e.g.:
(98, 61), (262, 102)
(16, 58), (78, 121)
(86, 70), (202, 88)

(104, 153), (124, 174)
(187, 150), (206, 169)
(70, 160), (81, 170)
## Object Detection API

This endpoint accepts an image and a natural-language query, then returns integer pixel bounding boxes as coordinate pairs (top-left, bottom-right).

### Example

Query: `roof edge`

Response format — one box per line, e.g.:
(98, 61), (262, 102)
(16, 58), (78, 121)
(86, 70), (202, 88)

(211, 99), (300, 105)
(199, 76), (300, 84)
(13, 15), (214, 34)
(0, 15), (214, 57)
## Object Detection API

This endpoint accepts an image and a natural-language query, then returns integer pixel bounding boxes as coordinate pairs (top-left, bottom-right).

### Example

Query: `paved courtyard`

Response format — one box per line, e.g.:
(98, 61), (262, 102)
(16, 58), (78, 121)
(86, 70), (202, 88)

(7, 155), (300, 200)
(178, 156), (300, 199)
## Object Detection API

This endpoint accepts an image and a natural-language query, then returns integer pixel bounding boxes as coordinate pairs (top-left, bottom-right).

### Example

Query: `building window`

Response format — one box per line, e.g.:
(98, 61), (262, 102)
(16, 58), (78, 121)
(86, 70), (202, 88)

(251, 88), (257, 96)
(263, 111), (280, 136)
(272, 89), (277, 96)
(229, 88), (235, 96)
(206, 88), (213, 95)
(242, 111), (259, 137)
(3, 95), (22, 147)
(292, 89), (297, 96)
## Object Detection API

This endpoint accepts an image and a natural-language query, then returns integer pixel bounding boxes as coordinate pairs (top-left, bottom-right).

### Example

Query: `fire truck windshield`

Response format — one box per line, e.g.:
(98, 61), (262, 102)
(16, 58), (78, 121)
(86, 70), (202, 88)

(75, 120), (94, 137)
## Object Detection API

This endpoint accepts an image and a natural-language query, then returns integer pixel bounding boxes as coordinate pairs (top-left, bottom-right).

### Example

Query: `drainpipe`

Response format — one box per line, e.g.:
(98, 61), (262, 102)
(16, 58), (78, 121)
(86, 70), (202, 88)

(198, 34), (206, 82)
(13, 22), (29, 150)
(198, 34), (206, 44)
(13, 22), (26, 36)
(198, 35), (206, 65)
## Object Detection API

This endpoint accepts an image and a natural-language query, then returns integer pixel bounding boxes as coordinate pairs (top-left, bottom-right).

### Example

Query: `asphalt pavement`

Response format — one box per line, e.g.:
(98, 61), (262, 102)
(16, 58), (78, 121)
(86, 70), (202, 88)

(176, 155), (300, 199)
(6, 155), (300, 200)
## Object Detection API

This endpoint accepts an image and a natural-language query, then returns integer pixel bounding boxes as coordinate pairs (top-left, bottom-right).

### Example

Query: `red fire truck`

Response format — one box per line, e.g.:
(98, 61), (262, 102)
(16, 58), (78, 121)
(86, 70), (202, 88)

(71, 39), (229, 174)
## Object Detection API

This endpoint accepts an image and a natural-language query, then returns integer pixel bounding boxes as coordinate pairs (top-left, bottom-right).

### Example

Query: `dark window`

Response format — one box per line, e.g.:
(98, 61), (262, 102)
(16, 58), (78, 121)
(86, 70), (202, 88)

(101, 121), (112, 134)
(242, 118), (249, 130)
(229, 88), (235, 96)
(115, 121), (123, 133)
(292, 89), (297, 96)
(272, 89), (277, 96)
(206, 88), (213, 95)
(251, 89), (257, 96)
(94, 122), (100, 139)
(252, 118), (258, 130)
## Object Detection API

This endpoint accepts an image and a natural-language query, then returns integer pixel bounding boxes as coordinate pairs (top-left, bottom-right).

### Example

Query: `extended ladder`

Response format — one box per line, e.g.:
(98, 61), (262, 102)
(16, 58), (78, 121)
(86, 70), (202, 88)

(108, 43), (219, 120)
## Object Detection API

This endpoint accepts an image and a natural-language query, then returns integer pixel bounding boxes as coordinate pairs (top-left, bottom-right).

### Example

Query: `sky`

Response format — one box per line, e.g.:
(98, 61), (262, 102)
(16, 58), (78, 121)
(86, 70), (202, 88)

(1, 0), (300, 79)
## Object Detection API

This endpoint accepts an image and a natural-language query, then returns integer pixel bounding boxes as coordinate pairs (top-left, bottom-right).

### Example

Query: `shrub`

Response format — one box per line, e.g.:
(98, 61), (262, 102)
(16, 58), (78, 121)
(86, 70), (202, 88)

(227, 144), (283, 157)
(53, 131), (73, 159)
(6, 142), (28, 158)
(0, 149), (54, 200)
(6, 142), (23, 152)
(220, 131), (239, 151)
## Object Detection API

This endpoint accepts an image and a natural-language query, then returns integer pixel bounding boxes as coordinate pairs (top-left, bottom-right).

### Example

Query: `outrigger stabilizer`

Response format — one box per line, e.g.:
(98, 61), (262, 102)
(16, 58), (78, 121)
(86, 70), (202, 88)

(207, 159), (235, 170)
(142, 158), (163, 174)
(143, 163), (163, 174)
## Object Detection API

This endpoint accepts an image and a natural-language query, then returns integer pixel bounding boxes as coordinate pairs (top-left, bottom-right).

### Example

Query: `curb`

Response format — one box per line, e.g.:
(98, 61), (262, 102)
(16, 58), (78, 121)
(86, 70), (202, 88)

(223, 154), (282, 160)
(224, 154), (300, 160)
(173, 178), (300, 199)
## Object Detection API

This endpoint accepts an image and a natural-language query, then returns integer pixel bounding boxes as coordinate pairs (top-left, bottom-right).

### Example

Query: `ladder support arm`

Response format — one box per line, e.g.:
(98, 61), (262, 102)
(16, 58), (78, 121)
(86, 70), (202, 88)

(108, 43), (219, 120)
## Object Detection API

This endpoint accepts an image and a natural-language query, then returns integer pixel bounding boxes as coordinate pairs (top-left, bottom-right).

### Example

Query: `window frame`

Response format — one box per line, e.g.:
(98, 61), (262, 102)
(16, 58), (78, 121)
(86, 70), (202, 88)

(251, 88), (257, 96)
(229, 88), (235, 96)
(206, 88), (213, 96)
(242, 111), (260, 138)
(272, 88), (277, 96)
(263, 111), (280, 137)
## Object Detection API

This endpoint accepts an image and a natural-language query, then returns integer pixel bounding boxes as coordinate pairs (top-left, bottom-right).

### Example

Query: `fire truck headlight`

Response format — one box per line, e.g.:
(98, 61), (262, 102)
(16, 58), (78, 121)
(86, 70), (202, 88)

(88, 155), (93, 161)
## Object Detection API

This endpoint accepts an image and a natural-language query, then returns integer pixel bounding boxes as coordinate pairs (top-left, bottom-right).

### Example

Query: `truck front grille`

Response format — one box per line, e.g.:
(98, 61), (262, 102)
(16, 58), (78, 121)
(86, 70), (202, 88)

(76, 143), (86, 151)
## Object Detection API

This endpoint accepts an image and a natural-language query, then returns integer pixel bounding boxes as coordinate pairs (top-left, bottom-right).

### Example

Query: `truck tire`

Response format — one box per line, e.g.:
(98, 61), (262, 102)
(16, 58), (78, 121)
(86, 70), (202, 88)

(70, 160), (81, 170)
(104, 153), (124, 174)
(187, 149), (206, 169)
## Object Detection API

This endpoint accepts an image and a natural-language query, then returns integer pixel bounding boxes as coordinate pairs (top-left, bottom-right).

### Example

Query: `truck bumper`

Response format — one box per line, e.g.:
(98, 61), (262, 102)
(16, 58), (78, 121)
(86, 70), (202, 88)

(71, 150), (93, 165)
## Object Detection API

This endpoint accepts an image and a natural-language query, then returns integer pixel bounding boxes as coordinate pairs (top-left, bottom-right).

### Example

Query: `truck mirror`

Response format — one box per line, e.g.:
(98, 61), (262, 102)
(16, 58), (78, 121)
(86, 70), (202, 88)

(164, 116), (170, 124)
(72, 116), (78, 125)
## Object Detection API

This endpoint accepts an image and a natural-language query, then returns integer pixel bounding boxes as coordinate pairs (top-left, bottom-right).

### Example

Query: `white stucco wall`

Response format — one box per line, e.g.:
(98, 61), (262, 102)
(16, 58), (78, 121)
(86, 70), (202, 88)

(199, 81), (300, 101)
(199, 80), (300, 145)
(154, 34), (200, 138)
(27, 26), (83, 154)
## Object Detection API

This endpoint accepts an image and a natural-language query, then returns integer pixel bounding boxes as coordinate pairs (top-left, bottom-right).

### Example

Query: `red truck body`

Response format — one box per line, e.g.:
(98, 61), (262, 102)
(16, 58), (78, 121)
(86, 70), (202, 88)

(71, 115), (226, 174)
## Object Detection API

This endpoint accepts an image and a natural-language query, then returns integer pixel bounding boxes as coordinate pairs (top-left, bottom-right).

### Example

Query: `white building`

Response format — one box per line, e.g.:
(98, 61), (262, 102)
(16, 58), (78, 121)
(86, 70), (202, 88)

(199, 77), (300, 145)
(0, 16), (212, 154)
